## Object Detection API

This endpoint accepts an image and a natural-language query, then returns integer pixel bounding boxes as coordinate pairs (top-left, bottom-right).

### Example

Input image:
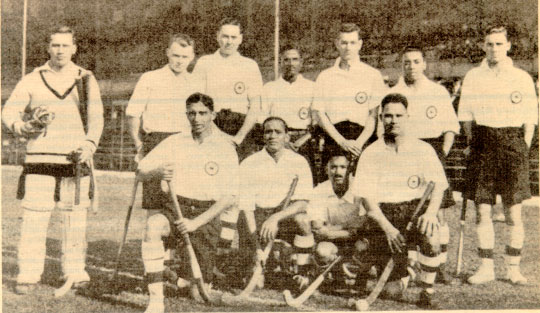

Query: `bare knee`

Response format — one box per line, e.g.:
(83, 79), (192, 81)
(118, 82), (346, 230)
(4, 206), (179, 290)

(315, 241), (338, 265)
(145, 214), (170, 242)
(419, 234), (440, 256)
(294, 213), (312, 235)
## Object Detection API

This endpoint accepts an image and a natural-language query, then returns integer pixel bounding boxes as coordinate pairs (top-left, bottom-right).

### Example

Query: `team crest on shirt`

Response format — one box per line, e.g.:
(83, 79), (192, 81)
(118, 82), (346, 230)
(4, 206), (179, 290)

(298, 107), (309, 120)
(510, 91), (522, 104)
(355, 91), (368, 104)
(407, 175), (421, 189)
(425, 106), (438, 119)
(204, 161), (219, 176)
(234, 82), (246, 94)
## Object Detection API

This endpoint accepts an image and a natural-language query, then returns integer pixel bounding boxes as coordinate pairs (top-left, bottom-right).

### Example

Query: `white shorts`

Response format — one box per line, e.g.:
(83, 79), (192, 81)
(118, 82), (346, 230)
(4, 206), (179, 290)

(21, 174), (91, 211)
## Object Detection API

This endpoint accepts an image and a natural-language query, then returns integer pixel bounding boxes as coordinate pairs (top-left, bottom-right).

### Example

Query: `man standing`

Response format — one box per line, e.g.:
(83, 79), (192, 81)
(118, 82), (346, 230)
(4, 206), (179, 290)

(193, 17), (264, 160)
(458, 26), (537, 285)
(239, 117), (313, 282)
(2, 26), (104, 294)
(126, 34), (200, 212)
(137, 93), (238, 313)
(262, 46), (315, 159)
(312, 23), (386, 170)
(353, 93), (447, 308)
(390, 46), (460, 282)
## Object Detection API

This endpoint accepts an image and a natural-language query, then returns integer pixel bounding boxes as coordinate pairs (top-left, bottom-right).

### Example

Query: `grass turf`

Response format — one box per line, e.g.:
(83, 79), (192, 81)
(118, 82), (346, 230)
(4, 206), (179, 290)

(2, 166), (540, 312)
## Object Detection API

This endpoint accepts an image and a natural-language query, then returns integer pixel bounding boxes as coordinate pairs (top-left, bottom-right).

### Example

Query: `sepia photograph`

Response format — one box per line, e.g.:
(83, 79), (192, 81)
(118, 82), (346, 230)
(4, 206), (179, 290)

(1, 0), (539, 312)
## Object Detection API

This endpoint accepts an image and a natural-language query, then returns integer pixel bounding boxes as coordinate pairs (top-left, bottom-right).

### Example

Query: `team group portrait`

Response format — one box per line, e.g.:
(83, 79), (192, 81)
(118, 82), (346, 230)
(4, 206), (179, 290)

(1, 0), (539, 312)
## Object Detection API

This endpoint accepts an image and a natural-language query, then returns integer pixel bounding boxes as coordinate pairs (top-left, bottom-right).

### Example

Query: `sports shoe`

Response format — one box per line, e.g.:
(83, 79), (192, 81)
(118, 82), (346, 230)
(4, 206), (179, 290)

(14, 283), (37, 295)
(417, 289), (437, 309)
(505, 269), (528, 285)
(467, 265), (495, 284)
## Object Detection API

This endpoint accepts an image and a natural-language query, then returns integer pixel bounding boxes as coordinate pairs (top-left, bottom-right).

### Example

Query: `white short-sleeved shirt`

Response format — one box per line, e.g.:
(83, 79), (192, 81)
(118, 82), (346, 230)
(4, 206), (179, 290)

(353, 137), (448, 203)
(312, 58), (387, 125)
(458, 58), (538, 127)
(2, 61), (103, 164)
(137, 127), (239, 201)
(305, 180), (364, 227)
(262, 75), (315, 129)
(192, 51), (263, 114)
(125, 66), (202, 133)
(239, 148), (313, 211)
(390, 76), (460, 139)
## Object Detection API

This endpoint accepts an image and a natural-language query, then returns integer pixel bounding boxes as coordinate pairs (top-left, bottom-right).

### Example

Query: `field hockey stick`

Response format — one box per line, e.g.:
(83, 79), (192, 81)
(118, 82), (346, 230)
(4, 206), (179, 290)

(283, 255), (343, 307)
(352, 181), (435, 311)
(167, 181), (216, 304)
(455, 198), (467, 276)
(238, 175), (299, 297)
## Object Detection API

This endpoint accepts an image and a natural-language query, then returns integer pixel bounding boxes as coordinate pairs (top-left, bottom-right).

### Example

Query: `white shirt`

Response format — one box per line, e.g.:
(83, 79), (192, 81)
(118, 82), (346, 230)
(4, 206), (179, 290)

(2, 61), (103, 164)
(458, 57), (538, 127)
(138, 126), (239, 201)
(192, 50), (263, 114)
(125, 65), (202, 133)
(262, 75), (315, 129)
(239, 148), (313, 211)
(312, 57), (387, 125)
(353, 137), (448, 203)
(390, 76), (460, 139)
(306, 180), (364, 227)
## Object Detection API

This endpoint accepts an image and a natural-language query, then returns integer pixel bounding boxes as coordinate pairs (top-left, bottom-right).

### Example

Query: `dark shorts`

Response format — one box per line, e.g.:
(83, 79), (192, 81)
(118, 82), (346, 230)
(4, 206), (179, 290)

(421, 137), (456, 209)
(141, 131), (178, 210)
(214, 109), (263, 161)
(464, 125), (531, 207)
(364, 199), (430, 281)
(162, 196), (219, 282)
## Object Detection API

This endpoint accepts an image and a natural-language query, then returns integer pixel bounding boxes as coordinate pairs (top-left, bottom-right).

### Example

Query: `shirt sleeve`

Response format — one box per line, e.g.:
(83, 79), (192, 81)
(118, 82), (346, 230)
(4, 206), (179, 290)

(423, 144), (449, 191)
(86, 73), (104, 145)
(438, 87), (461, 134)
(457, 72), (475, 122)
(292, 158), (314, 201)
(368, 71), (387, 111)
(311, 73), (327, 114)
(216, 144), (240, 199)
(191, 58), (208, 94)
(520, 73), (539, 126)
(247, 62), (263, 103)
(125, 73), (150, 118)
(261, 83), (273, 121)
(2, 77), (31, 134)
(238, 160), (257, 212)
(352, 149), (379, 201)
(137, 135), (175, 175)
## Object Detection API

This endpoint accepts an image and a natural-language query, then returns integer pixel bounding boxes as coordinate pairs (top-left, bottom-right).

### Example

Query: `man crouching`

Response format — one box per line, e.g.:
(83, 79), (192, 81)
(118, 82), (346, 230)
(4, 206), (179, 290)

(136, 93), (239, 313)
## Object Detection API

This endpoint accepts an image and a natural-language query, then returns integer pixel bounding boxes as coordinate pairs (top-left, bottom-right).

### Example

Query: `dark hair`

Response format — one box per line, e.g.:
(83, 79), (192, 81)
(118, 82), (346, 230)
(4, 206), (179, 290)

(381, 93), (408, 110)
(280, 43), (302, 56)
(218, 17), (242, 34)
(484, 25), (509, 40)
(186, 92), (214, 111)
(338, 23), (361, 39)
(327, 150), (350, 164)
(262, 116), (288, 133)
(401, 45), (425, 59)
(49, 26), (75, 43)
(168, 33), (195, 50)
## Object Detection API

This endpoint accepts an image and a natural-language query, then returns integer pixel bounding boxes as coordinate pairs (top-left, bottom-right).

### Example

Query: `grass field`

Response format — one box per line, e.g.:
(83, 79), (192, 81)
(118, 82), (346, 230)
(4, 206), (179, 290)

(2, 165), (540, 312)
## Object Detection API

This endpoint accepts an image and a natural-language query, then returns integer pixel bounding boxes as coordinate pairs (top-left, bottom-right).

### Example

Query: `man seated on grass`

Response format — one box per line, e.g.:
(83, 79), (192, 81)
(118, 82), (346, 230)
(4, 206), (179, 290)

(136, 93), (239, 313)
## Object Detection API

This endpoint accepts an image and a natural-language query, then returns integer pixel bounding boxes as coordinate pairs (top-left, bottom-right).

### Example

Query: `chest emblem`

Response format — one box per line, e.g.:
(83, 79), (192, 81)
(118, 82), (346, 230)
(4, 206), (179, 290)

(234, 82), (246, 95)
(355, 91), (368, 104)
(425, 106), (438, 119)
(298, 107), (310, 120)
(510, 91), (522, 104)
(204, 161), (219, 176)
(407, 175), (421, 189)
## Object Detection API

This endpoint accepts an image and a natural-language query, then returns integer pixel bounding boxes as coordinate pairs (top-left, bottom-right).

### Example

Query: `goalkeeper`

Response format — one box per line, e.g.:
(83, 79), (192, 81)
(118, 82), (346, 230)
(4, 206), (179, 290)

(2, 26), (104, 295)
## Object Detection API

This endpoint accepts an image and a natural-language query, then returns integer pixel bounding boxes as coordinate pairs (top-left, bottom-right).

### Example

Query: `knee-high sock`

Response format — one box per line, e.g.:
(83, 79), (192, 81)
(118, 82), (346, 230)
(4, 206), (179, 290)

(17, 209), (52, 284)
(61, 208), (88, 279)
(218, 206), (239, 251)
(418, 249), (440, 292)
(506, 204), (524, 271)
(293, 234), (314, 274)
(142, 241), (165, 301)
(476, 205), (494, 258)
(439, 223), (449, 266)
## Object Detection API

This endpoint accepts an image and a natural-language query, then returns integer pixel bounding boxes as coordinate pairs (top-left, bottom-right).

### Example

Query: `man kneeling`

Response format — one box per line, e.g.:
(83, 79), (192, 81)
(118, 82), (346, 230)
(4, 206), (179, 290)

(353, 93), (448, 308)
(136, 93), (239, 313)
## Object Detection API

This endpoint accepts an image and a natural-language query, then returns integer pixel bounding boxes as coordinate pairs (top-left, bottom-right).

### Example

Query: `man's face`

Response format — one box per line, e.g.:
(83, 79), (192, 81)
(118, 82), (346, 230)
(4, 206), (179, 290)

(402, 51), (426, 82)
(263, 120), (289, 154)
(186, 102), (215, 135)
(335, 31), (362, 62)
(167, 42), (194, 74)
(483, 32), (511, 64)
(217, 24), (242, 56)
(381, 102), (408, 137)
(48, 33), (76, 69)
(281, 49), (302, 81)
(327, 156), (349, 186)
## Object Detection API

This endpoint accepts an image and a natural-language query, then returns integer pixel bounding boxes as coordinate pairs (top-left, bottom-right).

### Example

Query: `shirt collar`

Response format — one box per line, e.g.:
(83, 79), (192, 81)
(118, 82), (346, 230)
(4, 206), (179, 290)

(278, 74), (305, 85)
(479, 56), (514, 72)
(36, 61), (78, 74)
(380, 136), (415, 154)
(163, 65), (190, 80)
(333, 57), (362, 71)
(214, 49), (240, 60)
(396, 75), (429, 90)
